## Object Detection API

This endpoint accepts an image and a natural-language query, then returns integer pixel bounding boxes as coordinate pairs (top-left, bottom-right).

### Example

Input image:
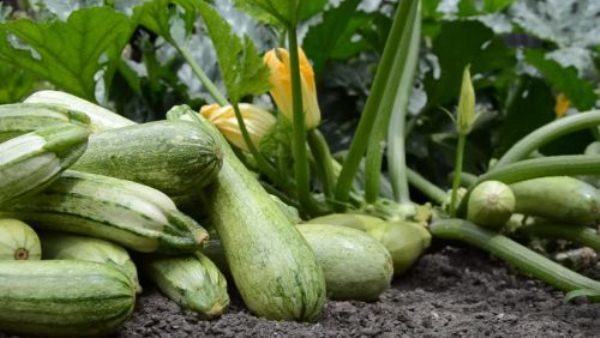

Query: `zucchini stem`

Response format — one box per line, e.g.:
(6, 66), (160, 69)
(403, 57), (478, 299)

(449, 133), (466, 217)
(175, 45), (228, 106)
(406, 168), (446, 205)
(307, 130), (336, 200)
(429, 218), (600, 297)
(518, 223), (600, 252)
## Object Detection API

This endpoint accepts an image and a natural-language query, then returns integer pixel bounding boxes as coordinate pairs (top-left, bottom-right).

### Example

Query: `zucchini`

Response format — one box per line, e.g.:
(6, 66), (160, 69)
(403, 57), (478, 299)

(466, 180), (515, 229)
(24, 90), (135, 132)
(0, 103), (90, 142)
(308, 213), (385, 231)
(297, 224), (393, 301)
(143, 252), (229, 318)
(186, 113), (326, 321)
(72, 120), (223, 197)
(0, 219), (41, 261)
(510, 176), (600, 224)
(0, 260), (135, 336)
(0, 124), (89, 205)
(40, 232), (141, 293)
(0, 170), (208, 253)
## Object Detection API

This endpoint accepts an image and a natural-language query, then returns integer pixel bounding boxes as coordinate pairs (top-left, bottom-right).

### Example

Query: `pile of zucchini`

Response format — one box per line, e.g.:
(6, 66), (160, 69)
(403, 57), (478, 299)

(0, 91), (428, 336)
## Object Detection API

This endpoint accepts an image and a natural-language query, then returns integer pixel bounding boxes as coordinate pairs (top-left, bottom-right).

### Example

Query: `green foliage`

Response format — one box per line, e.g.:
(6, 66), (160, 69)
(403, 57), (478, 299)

(196, 1), (270, 103)
(134, 0), (199, 45)
(0, 60), (35, 104)
(0, 7), (131, 101)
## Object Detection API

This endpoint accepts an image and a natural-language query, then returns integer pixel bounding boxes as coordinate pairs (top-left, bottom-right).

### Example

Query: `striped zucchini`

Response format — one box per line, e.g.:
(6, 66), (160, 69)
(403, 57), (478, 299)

(510, 176), (600, 224)
(297, 224), (393, 301)
(0, 124), (89, 205)
(175, 111), (325, 321)
(72, 120), (223, 197)
(143, 252), (229, 318)
(0, 219), (41, 261)
(40, 232), (141, 293)
(0, 260), (135, 336)
(24, 90), (135, 132)
(0, 103), (90, 142)
(0, 170), (208, 253)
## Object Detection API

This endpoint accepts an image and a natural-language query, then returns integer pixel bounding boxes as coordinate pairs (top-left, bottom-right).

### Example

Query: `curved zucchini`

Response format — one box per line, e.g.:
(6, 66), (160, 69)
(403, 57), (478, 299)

(189, 113), (326, 321)
(143, 252), (229, 318)
(510, 176), (600, 224)
(72, 120), (223, 196)
(0, 103), (90, 142)
(0, 124), (89, 205)
(0, 219), (41, 261)
(297, 224), (393, 301)
(40, 232), (141, 293)
(0, 260), (135, 337)
(24, 90), (135, 132)
(0, 170), (208, 253)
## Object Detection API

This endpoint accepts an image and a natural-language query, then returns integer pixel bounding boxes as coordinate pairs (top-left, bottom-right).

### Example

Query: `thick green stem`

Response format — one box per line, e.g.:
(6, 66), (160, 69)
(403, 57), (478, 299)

(449, 134), (466, 217)
(429, 219), (600, 297)
(518, 224), (600, 252)
(406, 168), (446, 205)
(334, 0), (418, 208)
(307, 130), (336, 200)
(288, 28), (313, 215)
(496, 110), (600, 168)
(175, 45), (228, 106)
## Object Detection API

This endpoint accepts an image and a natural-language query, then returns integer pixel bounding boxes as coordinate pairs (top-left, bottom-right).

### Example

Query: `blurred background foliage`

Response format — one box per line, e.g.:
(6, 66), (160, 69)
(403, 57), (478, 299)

(0, 0), (599, 193)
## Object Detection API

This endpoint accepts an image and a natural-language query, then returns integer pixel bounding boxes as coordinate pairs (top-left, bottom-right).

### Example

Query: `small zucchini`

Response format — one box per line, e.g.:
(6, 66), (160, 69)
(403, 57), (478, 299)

(510, 176), (600, 224)
(467, 180), (515, 230)
(297, 224), (393, 301)
(1, 170), (208, 253)
(24, 90), (136, 132)
(0, 124), (89, 205)
(0, 219), (41, 261)
(143, 252), (229, 318)
(72, 120), (223, 197)
(0, 260), (136, 337)
(40, 232), (141, 293)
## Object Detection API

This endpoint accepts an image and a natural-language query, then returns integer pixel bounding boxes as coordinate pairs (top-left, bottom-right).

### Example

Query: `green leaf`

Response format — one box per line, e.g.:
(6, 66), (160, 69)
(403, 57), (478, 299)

(0, 7), (131, 101)
(196, 1), (270, 103)
(303, 0), (366, 76)
(483, 0), (515, 13)
(233, 0), (300, 27)
(525, 49), (598, 111)
(0, 60), (36, 104)
(134, 0), (199, 44)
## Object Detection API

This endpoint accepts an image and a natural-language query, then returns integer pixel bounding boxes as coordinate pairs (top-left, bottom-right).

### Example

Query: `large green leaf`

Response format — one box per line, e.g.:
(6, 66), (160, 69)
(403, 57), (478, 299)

(525, 49), (597, 111)
(134, 0), (200, 44)
(196, 1), (270, 103)
(0, 60), (36, 104)
(0, 7), (131, 101)
(233, 0), (296, 27)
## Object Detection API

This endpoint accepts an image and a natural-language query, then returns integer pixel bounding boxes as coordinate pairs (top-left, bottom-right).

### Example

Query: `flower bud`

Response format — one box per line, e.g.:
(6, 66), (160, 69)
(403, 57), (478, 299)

(200, 103), (276, 151)
(457, 65), (476, 135)
(263, 48), (321, 129)
(467, 180), (515, 230)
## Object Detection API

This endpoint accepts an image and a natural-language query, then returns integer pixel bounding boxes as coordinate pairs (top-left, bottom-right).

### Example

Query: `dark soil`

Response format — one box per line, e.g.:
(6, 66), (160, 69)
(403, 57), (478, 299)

(3, 245), (600, 337)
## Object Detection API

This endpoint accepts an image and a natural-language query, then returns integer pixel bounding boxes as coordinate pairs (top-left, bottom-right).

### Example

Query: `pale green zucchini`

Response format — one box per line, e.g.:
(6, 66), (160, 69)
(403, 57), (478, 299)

(0, 219), (41, 261)
(175, 111), (325, 321)
(510, 176), (600, 224)
(0, 260), (135, 337)
(0, 103), (90, 142)
(297, 224), (393, 301)
(143, 252), (229, 318)
(24, 90), (135, 132)
(40, 232), (141, 293)
(308, 213), (385, 232)
(72, 120), (223, 197)
(0, 124), (89, 205)
(0, 170), (208, 253)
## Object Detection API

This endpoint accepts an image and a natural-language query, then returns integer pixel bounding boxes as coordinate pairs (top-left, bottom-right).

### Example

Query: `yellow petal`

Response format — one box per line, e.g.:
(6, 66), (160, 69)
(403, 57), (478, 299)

(555, 93), (570, 118)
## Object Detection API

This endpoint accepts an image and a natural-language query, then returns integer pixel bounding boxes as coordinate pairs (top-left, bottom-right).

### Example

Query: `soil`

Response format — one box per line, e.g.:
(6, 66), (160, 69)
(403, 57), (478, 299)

(3, 244), (600, 337)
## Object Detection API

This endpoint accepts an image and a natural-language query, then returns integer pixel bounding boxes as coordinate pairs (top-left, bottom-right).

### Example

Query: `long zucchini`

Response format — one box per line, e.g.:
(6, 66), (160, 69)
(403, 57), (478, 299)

(0, 103), (90, 142)
(143, 252), (229, 318)
(0, 260), (135, 336)
(510, 176), (600, 224)
(24, 90), (136, 132)
(182, 112), (326, 321)
(72, 120), (223, 197)
(0, 219), (41, 261)
(40, 232), (141, 293)
(297, 224), (393, 301)
(0, 170), (208, 253)
(0, 124), (89, 205)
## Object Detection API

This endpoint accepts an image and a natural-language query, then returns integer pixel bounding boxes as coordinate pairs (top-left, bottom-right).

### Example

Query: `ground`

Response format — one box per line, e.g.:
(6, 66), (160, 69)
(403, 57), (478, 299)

(2, 244), (599, 337)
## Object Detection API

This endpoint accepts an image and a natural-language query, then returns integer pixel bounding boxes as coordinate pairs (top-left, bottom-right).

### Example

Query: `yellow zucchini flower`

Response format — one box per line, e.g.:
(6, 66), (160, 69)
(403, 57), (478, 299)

(555, 93), (570, 118)
(263, 48), (321, 129)
(200, 103), (276, 151)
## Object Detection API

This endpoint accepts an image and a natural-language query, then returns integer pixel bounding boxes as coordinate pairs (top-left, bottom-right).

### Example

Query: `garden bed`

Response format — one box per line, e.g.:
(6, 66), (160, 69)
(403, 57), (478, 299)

(114, 245), (600, 337)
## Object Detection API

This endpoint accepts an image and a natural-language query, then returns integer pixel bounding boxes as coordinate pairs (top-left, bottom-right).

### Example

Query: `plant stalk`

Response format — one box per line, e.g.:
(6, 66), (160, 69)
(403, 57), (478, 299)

(175, 44), (228, 106)
(307, 130), (336, 200)
(518, 223), (600, 253)
(449, 133), (466, 217)
(406, 168), (446, 205)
